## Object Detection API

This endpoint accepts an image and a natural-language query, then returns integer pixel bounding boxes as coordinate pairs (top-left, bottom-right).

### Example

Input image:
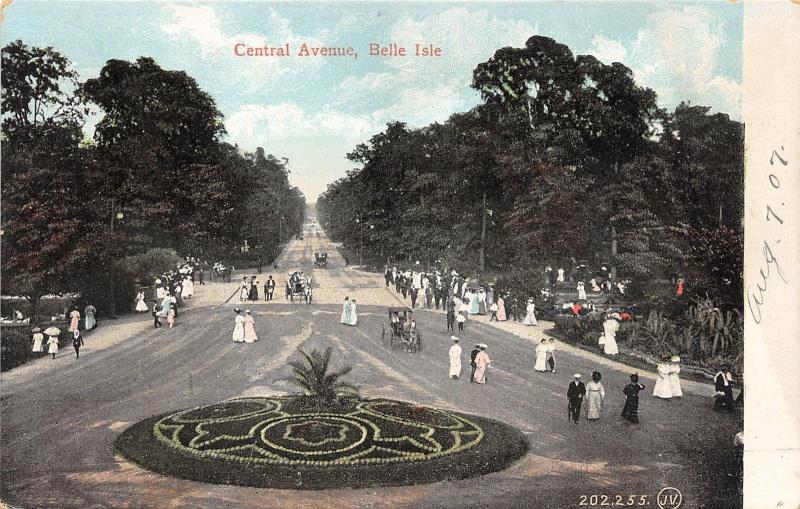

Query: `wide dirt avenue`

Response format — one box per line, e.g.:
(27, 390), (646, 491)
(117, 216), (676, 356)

(1, 224), (741, 509)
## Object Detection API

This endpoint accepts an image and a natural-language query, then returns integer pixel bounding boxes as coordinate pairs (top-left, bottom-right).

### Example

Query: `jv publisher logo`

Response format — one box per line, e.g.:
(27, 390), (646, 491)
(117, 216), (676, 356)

(656, 487), (682, 509)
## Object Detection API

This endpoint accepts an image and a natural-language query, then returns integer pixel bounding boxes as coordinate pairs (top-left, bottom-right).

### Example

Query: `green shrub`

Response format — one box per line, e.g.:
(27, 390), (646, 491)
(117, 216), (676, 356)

(116, 248), (183, 282)
(553, 314), (603, 347)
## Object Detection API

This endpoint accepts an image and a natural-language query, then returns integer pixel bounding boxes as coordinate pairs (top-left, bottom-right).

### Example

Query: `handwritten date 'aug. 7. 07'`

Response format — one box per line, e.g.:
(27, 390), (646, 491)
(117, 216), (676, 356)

(747, 146), (789, 324)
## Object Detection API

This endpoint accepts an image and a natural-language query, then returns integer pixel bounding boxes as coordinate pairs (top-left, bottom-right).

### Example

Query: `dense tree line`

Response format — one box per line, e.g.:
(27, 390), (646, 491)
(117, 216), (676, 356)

(1, 40), (305, 317)
(318, 35), (743, 310)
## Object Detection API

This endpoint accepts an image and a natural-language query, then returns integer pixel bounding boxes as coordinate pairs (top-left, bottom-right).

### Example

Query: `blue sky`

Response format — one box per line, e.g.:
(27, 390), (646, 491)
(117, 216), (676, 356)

(4, 1), (742, 200)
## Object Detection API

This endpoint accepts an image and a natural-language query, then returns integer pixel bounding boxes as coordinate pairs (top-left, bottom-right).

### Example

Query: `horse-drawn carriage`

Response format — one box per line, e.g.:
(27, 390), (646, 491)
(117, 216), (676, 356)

(285, 271), (313, 304)
(381, 307), (422, 353)
(211, 263), (231, 282)
(314, 252), (328, 268)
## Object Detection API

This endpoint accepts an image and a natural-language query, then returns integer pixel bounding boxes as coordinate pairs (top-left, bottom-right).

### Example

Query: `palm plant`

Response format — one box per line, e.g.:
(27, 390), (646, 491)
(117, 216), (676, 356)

(635, 310), (673, 352)
(288, 347), (359, 402)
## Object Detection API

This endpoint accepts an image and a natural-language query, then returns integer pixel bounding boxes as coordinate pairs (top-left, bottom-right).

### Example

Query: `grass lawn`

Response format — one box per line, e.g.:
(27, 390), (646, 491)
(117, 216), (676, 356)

(116, 396), (529, 489)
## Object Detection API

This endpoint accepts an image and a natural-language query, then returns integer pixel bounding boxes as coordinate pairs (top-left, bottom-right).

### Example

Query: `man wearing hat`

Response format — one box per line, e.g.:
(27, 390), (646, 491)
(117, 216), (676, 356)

(448, 336), (462, 379)
(567, 373), (587, 424)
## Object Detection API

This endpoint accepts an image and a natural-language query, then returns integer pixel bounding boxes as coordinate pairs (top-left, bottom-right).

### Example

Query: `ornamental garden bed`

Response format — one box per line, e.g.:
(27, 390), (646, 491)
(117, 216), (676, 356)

(116, 396), (528, 489)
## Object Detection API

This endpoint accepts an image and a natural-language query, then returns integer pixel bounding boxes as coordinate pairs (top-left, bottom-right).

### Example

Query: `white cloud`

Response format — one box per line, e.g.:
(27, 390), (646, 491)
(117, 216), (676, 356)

(161, 4), (324, 91)
(336, 8), (537, 128)
(590, 35), (627, 65)
(224, 103), (380, 200)
(225, 103), (377, 145)
(338, 72), (397, 94)
(372, 84), (464, 127)
(386, 7), (538, 82)
(626, 6), (741, 117)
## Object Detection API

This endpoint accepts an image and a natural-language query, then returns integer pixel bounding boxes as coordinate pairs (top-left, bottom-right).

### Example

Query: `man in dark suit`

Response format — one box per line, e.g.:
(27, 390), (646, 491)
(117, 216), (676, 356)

(264, 276), (276, 301)
(714, 365), (735, 413)
(567, 374), (586, 424)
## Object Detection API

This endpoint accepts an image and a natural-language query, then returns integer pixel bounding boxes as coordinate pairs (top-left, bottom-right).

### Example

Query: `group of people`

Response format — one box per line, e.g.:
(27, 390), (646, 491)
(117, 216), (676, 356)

(445, 333), (687, 425)
(447, 337), (491, 384)
(30, 303), (94, 360)
(534, 338), (558, 372)
(340, 297), (358, 326)
(385, 267), (506, 315)
(143, 258), (201, 329)
(238, 275), (277, 302)
(653, 355), (685, 399)
(231, 308), (259, 343)
(542, 261), (628, 297)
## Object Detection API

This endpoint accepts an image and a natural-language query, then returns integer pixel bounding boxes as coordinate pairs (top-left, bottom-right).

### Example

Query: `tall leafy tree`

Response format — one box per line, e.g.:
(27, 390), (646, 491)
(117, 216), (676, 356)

(1, 41), (94, 315)
(83, 57), (226, 252)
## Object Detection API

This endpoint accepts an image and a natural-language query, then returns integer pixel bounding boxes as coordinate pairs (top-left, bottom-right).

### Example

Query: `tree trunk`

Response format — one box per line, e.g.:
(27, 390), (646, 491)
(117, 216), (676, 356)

(28, 294), (41, 322)
(479, 191), (487, 273)
(610, 225), (618, 280)
(610, 160), (619, 280)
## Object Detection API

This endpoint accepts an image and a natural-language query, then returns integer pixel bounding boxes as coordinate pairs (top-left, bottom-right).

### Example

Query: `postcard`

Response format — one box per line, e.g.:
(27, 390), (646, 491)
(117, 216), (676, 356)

(1, 1), (798, 508)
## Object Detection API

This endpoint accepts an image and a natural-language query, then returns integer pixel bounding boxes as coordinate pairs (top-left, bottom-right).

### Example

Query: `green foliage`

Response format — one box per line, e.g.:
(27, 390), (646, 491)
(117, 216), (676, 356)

(115, 249), (183, 282)
(682, 297), (742, 359)
(2, 42), (305, 317)
(288, 347), (359, 402)
(683, 226), (743, 309)
(1, 40), (87, 139)
(630, 310), (674, 353)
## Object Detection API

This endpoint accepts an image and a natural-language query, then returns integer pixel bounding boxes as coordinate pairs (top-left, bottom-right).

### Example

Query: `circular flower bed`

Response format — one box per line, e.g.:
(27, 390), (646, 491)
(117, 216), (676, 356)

(116, 397), (528, 489)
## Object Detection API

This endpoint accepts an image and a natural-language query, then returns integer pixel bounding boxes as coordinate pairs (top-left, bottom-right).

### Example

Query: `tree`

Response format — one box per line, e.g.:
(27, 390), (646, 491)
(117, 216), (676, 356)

(1, 41), (94, 317)
(1, 40), (87, 143)
(659, 103), (744, 232)
(83, 57), (226, 252)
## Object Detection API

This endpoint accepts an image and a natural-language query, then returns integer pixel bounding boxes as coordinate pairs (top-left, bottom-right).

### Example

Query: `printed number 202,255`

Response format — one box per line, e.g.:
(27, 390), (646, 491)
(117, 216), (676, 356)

(578, 494), (649, 506)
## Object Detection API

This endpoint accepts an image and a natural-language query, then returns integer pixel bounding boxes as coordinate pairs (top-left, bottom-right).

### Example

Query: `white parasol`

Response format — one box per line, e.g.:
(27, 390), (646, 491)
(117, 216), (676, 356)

(44, 326), (61, 336)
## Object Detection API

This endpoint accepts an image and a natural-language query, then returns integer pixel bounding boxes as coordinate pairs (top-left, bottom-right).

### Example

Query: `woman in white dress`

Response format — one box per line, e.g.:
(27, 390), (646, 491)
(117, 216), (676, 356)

(576, 282), (587, 301)
(31, 327), (44, 353)
(557, 268), (565, 282)
(182, 276), (194, 299)
(243, 310), (258, 343)
(135, 291), (149, 313)
(348, 300), (358, 326)
(523, 299), (538, 326)
(239, 278), (249, 302)
(601, 316), (620, 355)
(47, 334), (59, 359)
(653, 355), (673, 398)
(534, 339), (549, 372)
(669, 355), (683, 397)
(232, 309), (245, 342)
(84, 304), (97, 331)
(586, 371), (605, 420)
(340, 297), (351, 325)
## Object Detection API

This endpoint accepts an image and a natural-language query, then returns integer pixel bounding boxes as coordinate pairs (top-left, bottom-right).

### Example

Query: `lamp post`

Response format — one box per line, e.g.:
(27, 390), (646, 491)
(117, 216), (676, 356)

(108, 200), (124, 319)
(355, 217), (362, 266)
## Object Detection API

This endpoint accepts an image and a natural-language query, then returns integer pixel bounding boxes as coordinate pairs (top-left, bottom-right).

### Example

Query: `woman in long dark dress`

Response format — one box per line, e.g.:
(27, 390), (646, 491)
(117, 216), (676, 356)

(622, 373), (645, 423)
